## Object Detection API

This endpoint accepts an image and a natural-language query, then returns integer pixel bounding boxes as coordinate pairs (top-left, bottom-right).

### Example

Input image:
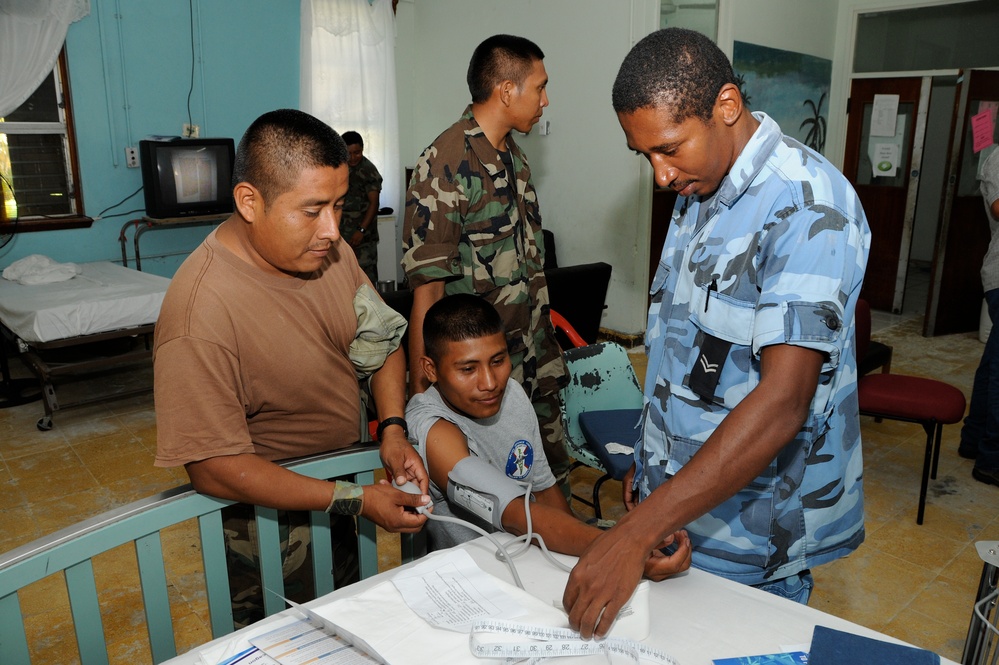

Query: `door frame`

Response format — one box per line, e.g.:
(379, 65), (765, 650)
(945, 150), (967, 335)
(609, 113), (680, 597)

(845, 73), (932, 313)
(925, 67), (999, 336)
(894, 76), (932, 313)
(925, 71), (970, 335)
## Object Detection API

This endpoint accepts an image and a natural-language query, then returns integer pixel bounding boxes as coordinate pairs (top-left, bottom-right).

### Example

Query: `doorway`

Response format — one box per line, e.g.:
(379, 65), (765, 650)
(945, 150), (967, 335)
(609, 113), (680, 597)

(844, 70), (998, 335)
(901, 77), (956, 319)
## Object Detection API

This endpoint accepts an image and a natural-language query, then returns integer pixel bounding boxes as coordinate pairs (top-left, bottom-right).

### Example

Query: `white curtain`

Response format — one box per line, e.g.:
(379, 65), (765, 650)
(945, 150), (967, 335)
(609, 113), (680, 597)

(301, 0), (400, 214)
(0, 0), (90, 117)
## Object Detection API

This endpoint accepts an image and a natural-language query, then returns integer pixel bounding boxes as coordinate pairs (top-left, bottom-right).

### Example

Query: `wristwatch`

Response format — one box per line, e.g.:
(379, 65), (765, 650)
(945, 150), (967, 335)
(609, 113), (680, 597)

(376, 417), (408, 440)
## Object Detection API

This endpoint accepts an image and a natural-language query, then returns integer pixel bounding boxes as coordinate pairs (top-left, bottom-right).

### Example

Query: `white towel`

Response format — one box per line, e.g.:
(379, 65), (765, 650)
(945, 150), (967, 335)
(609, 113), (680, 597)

(2, 254), (81, 285)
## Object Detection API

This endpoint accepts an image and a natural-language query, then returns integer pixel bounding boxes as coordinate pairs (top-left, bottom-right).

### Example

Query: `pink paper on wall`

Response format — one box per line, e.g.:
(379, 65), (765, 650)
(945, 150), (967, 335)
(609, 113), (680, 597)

(972, 108), (996, 153)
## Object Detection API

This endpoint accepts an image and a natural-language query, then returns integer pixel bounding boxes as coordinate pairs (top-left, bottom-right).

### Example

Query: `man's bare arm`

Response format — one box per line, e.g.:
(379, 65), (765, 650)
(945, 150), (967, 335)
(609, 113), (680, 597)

(425, 420), (689, 568)
(371, 346), (429, 492)
(185, 453), (428, 532)
(563, 344), (824, 638)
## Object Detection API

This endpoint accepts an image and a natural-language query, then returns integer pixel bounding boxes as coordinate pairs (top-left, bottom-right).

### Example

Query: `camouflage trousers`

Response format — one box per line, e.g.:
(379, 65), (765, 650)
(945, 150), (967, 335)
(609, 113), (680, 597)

(350, 241), (378, 285)
(340, 217), (379, 284)
(221, 503), (359, 629)
(534, 390), (572, 500)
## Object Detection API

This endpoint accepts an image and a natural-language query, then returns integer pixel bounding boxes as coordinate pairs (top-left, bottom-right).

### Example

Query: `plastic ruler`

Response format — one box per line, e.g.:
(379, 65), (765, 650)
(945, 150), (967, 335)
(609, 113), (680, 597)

(469, 618), (680, 664)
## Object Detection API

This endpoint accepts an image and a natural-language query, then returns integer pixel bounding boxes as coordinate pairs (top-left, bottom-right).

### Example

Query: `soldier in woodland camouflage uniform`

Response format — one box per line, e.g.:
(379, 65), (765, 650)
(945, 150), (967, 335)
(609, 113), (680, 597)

(563, 29), (870, 640)
(341, 131), (383, 284)
(402, 35), (571, 496)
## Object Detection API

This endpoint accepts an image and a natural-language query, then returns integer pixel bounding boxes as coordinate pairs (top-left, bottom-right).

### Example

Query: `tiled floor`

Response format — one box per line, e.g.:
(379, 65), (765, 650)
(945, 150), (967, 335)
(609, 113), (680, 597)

(2, 308), (997, 663)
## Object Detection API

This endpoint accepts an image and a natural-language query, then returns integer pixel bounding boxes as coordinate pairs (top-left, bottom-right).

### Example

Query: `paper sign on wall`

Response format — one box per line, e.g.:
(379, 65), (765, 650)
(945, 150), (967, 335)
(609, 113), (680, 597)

(870, 143), (899, 177)
(866, 114), (905, 179)
(972, 110), (995, 153)
(871, 94), (900, 137)
(972, 101), (998, 153)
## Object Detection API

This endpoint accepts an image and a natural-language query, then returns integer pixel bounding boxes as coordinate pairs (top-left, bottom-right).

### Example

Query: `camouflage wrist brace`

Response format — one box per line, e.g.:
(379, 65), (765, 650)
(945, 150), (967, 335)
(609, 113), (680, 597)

(326, 481), (363, 516)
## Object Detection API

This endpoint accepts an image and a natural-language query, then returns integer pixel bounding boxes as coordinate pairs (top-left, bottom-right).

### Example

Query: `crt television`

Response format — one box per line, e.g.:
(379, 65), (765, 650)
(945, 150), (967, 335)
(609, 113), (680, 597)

(139, 137), (235, 219)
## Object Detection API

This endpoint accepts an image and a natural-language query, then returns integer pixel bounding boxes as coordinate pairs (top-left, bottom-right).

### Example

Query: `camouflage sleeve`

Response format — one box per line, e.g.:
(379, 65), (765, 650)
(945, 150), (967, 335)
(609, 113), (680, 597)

(360, 160), (383, 194)
(753, 196), (869, 371)
(402, 146), (464, 288)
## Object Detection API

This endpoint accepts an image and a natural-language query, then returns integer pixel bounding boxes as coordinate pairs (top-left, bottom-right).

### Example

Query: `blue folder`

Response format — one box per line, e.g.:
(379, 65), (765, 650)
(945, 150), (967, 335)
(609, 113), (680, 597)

(808, 625), (940, 665)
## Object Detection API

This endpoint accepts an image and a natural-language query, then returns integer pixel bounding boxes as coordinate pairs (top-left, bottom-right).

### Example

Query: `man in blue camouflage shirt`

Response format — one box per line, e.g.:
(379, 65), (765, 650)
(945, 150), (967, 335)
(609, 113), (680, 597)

(563, 28), (870, 639)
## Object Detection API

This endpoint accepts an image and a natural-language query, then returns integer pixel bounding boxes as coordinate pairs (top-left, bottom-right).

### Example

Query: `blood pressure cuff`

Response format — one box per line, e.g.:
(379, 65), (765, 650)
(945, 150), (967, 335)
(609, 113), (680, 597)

(446, 456), (528, 532)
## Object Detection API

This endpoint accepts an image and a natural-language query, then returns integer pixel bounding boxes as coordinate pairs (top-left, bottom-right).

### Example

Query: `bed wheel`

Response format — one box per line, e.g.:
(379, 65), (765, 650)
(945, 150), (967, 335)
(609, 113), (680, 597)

(36, 416), (53, 431)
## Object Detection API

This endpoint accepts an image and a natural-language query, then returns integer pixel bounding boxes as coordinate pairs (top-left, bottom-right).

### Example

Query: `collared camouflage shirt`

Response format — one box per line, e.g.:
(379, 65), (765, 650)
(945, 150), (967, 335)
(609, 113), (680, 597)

(402, 106), (566, 398)
(639, 113), (871, 585)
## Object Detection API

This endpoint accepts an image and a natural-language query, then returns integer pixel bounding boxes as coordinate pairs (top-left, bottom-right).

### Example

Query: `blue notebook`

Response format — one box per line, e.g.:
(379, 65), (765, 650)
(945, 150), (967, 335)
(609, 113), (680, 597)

(713, 652), (808, 664)
(808, 625), (940, 664)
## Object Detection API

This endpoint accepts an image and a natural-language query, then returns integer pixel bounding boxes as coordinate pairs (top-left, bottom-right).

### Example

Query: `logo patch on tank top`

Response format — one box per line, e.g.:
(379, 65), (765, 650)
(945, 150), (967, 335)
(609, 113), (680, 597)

(505, 440), (534, 479)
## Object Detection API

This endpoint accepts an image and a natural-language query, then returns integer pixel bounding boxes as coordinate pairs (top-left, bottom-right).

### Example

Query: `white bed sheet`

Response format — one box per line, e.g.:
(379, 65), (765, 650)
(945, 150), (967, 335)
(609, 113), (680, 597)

(0, 261), (170, 344)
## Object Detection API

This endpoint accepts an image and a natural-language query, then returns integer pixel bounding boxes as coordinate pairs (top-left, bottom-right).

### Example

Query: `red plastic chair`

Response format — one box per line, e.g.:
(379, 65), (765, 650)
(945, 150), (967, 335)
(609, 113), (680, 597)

(855, 299), (967, 524)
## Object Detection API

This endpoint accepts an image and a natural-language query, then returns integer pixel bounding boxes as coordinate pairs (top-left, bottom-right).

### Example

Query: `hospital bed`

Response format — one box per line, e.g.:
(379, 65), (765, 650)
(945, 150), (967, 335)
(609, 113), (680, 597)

(0, 261), (170, 430)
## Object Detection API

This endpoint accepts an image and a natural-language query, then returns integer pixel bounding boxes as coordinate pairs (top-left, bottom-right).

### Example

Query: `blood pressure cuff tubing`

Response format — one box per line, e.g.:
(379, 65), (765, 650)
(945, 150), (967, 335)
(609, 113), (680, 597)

(446, 456), (529, 531)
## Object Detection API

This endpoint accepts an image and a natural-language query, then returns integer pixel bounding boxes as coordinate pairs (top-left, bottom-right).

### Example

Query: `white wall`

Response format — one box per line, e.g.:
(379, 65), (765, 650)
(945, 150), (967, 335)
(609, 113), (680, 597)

(717, 0), (840, 159)
(395, 0), (660, 335)
(717, 0), (838, 63)
(717, 0), (974, 170)
(393, 0), (975, 334)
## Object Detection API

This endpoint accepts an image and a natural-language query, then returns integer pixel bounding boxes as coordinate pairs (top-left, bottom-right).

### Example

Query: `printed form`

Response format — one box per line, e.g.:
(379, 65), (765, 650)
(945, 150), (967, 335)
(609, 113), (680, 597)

(391, 548), (527, 632)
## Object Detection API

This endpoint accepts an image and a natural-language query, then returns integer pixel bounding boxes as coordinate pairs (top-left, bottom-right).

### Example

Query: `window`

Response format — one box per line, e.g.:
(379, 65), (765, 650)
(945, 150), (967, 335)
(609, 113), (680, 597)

(1, 49), (88, 231)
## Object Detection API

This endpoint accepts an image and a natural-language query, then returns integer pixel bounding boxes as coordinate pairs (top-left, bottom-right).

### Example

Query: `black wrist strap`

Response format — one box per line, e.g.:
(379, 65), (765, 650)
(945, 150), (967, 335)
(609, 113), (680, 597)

(377, 416), (408, 440)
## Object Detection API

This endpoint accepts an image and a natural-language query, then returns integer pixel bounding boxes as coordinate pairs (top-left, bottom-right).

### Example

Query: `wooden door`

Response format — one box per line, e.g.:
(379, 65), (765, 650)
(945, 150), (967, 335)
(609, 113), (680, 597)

(843, 77), (930, 313)
(925, 70), (999, 336)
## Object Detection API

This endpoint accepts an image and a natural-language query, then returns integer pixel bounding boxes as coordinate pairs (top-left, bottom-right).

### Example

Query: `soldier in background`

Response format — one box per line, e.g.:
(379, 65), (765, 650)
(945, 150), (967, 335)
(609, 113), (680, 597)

(402, 34), (571, 497)
(341, 131), (383, 284)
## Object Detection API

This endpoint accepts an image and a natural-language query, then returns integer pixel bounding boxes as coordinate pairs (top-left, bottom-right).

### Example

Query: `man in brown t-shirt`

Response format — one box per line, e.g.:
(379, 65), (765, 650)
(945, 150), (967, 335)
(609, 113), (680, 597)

(153, 109), (429, 624)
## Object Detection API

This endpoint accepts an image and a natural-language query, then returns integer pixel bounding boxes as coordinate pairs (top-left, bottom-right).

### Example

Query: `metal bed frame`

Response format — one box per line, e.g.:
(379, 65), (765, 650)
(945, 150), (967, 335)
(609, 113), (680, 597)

(0, 320), (155, 430)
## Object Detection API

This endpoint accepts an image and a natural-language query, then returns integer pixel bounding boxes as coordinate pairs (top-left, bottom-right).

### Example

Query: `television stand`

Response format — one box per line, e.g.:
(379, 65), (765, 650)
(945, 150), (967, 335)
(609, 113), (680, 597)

(119, 214), (228, 271)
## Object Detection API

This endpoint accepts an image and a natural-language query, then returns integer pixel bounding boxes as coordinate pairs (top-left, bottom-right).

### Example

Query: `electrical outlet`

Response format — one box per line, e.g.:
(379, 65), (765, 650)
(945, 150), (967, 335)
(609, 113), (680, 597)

(125, 146), (139, 168)
(183, 123), (200, 138)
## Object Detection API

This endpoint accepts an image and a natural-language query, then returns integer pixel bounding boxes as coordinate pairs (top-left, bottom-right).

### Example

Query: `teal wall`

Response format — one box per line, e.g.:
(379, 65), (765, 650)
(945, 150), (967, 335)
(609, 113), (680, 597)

(0, 0), (300, 278)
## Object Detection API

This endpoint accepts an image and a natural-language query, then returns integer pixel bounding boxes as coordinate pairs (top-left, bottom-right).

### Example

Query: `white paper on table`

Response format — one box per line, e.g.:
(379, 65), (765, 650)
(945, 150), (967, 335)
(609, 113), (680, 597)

(248, 615), (381, 665)
(605, 442), (635, 454)
(197, 597), (382, 665)
(390, 547), (528, 632)
(215, 646), (279, 665)
(315, 549), (569, 665)
(200, 624), (282, 665)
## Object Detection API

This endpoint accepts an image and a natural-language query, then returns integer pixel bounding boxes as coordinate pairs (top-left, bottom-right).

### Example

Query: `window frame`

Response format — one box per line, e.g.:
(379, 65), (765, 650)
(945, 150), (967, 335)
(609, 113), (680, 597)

(1, 49), (92, 233)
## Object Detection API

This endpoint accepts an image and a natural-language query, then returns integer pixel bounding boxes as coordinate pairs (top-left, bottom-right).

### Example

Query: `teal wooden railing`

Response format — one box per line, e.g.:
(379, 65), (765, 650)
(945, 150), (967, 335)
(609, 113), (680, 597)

(0, 444), (423, 664)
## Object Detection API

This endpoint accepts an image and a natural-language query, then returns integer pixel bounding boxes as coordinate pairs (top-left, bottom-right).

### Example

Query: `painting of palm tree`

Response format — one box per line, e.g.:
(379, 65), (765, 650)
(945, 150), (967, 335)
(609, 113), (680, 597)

(733, 41), (833, 155)
(800, 93), (827, 152)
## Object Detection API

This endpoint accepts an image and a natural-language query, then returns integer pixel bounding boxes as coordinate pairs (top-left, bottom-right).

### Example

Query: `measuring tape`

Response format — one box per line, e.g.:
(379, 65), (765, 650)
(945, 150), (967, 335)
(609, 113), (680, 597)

(469, 619), (680, 664)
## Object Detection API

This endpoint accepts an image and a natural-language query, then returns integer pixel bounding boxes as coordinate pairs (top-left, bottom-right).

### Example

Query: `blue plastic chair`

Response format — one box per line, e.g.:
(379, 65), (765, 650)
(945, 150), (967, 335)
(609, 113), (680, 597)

(560, 342), (644, 519)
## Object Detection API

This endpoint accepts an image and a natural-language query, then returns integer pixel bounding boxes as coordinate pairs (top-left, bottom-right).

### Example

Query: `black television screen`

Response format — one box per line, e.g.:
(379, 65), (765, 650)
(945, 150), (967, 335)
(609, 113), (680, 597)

(139, 137), (235, 219)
